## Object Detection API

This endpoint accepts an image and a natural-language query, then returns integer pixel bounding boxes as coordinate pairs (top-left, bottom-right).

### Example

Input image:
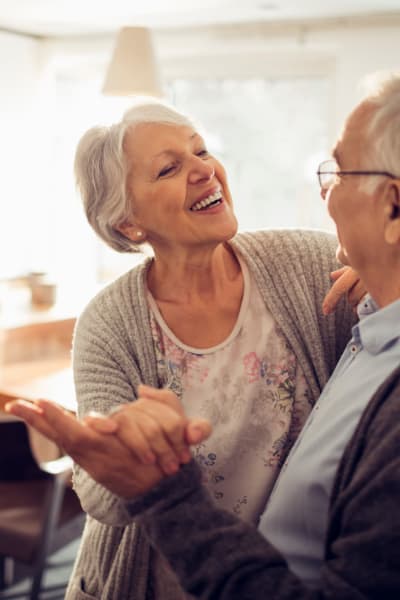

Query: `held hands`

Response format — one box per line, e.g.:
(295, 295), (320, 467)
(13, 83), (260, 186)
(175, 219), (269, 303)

(85, 385), (211, 476)
(5, 386), (211, 499)
(322, 266), (366, 315)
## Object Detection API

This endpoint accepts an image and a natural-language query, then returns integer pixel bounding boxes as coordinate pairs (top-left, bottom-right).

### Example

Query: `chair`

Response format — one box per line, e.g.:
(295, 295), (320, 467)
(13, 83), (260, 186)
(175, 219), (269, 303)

(0, 419), (84, 600)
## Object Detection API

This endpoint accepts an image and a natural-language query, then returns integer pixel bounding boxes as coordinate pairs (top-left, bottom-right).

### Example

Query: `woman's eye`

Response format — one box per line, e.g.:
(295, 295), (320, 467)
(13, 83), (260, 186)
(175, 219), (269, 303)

(158, 165), (176, 178)
(196, 149), (209, 157)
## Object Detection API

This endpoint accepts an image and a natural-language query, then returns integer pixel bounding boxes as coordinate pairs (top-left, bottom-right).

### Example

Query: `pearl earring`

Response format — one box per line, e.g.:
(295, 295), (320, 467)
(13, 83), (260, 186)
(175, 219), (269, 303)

(136, 230), (144, 239)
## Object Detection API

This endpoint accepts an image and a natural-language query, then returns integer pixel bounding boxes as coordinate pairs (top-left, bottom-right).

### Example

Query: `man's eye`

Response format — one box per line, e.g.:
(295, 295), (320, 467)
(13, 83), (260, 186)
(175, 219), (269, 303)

(196, 149), (209, 157)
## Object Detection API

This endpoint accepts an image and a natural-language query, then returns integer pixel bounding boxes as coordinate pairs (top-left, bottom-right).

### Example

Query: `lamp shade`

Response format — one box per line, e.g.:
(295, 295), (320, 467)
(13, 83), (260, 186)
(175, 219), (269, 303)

(102, 27), (164, 97)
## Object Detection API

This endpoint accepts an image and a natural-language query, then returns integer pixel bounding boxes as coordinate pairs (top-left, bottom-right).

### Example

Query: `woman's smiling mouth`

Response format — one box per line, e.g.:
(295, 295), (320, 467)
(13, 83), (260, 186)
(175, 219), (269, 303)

(190, 189), (223, 211)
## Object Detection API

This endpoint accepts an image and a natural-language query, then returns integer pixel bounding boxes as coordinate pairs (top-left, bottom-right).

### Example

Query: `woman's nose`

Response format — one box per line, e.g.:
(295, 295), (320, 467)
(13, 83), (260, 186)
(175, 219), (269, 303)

(188, 157), (215, 184)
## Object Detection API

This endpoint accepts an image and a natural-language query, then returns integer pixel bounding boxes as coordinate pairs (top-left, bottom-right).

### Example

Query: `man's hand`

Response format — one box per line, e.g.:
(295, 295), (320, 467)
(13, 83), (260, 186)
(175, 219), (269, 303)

(322, 266), (366, 315)
(84, 385), (212, 476)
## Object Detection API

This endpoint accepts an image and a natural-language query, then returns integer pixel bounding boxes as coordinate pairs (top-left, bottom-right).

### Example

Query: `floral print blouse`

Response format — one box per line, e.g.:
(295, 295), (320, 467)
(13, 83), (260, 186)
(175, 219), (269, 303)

(147, 259), (312, 525)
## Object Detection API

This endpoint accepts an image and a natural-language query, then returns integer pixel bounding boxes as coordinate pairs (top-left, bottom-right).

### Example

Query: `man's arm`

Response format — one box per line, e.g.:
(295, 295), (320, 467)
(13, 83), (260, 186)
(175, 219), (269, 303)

(131, 451), (399, 600)
(8, 389), (400, 599)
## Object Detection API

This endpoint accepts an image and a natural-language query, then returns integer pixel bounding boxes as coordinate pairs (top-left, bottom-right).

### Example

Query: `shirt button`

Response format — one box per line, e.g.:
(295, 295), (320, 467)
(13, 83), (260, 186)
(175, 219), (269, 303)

(350, 344), (358, 353)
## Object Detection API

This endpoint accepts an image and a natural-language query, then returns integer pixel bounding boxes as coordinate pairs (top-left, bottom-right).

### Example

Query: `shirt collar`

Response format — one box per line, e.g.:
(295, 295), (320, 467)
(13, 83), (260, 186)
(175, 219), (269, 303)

(355, 295), (400, 354)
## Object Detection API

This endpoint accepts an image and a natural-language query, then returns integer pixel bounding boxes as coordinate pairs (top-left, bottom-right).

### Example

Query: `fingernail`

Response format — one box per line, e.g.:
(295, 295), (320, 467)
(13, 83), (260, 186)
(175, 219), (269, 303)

(189, 426), (205, 443)
(180, 448), (192, 464)
(165, 461), (179, 474)
(144, 452), (156, 465)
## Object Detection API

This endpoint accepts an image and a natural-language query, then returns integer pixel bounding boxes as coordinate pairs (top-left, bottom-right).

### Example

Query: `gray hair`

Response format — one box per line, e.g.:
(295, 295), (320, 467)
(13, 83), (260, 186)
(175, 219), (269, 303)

(74, 99), (196, 252)
(358, 72), (400, 194)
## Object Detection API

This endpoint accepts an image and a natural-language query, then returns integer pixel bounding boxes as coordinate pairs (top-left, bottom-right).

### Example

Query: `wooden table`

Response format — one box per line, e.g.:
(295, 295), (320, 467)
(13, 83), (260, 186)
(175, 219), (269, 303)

(1, 357), (76, 413)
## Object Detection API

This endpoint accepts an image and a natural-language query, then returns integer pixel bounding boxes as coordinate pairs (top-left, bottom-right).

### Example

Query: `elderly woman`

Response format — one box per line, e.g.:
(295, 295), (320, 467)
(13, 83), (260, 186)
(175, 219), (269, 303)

(65, 100), (355, 599)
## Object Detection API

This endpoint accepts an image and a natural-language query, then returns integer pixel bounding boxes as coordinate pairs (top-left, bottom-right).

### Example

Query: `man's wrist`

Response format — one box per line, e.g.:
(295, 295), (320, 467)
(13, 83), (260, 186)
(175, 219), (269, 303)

(124, 460), (202, 518)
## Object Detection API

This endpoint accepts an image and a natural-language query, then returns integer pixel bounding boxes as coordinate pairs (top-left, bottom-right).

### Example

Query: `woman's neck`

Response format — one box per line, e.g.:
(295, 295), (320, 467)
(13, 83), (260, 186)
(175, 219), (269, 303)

(147, 242), (241, 304)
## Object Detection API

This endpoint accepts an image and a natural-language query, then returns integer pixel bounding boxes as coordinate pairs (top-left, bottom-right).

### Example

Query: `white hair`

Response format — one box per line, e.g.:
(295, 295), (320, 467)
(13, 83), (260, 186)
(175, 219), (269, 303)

(74, 98), (196, 253)
(358, 71), (400, 194)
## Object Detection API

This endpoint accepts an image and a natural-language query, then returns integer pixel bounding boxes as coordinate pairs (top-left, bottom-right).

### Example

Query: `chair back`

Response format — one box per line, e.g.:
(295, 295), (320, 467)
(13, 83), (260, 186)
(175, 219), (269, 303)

(0, 418), (84, 600)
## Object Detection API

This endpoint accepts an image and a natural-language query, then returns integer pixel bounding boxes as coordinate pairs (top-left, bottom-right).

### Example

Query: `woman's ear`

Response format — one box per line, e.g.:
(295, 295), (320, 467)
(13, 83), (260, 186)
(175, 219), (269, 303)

(117, 222), (146, 242)
(383, 182), (400, 245)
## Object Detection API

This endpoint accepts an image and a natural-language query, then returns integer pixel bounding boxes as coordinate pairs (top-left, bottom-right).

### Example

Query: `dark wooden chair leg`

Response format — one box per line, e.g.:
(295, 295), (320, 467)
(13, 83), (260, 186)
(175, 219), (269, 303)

(0, 555), (15, 590)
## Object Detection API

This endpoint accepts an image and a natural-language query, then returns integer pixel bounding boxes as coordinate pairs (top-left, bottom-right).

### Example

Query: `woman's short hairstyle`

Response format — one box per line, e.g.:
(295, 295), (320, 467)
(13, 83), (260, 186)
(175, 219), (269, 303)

(74, 99), (196, 252)
(359, 72), (400, 193)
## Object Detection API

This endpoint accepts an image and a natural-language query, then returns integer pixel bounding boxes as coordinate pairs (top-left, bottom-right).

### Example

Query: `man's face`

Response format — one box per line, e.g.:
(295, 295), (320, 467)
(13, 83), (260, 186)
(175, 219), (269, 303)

(325, 101), (387, 274)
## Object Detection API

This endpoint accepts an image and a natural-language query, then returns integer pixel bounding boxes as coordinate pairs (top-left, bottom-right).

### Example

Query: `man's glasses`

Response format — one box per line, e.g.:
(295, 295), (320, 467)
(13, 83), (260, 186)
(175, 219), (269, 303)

(317, 159), (398, 191)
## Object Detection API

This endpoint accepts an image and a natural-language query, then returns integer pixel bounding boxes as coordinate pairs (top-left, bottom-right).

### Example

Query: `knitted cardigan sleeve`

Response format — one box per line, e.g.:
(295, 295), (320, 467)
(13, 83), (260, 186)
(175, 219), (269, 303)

(71, 263), (159, 526)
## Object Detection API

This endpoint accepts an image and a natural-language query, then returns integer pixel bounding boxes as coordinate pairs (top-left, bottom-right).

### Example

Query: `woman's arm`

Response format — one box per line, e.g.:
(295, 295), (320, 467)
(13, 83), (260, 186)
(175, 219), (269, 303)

(71, 300), (148, 525)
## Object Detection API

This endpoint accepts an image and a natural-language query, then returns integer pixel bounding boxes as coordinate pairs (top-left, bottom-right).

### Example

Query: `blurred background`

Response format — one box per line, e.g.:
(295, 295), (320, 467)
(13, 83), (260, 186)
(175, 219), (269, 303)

(1, 0), (400, 292)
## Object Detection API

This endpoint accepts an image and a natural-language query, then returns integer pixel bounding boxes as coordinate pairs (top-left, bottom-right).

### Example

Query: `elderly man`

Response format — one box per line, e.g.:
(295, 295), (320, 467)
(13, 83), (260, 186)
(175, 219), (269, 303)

(7, 72), (400, 599)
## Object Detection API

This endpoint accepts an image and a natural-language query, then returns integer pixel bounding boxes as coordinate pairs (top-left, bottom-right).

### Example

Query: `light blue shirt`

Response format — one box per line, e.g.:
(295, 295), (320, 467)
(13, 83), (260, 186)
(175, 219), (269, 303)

(258, 295), (400, 587)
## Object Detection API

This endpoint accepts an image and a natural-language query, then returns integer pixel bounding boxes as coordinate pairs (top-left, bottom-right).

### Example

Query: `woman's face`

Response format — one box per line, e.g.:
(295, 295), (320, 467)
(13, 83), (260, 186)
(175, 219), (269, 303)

(122, 122), (238, 254)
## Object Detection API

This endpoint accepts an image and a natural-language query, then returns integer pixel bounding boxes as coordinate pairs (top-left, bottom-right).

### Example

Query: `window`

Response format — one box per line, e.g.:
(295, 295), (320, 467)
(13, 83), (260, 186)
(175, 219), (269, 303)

(169, 77), (331, 232)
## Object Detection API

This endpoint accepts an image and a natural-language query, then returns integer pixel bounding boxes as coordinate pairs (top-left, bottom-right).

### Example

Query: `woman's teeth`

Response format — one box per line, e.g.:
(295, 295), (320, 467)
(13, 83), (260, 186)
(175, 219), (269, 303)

(191, 191), (222, 212)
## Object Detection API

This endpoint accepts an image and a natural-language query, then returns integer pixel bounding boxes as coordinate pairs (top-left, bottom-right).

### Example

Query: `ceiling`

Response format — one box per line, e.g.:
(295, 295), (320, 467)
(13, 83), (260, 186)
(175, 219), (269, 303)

(0, 0), (400, 37)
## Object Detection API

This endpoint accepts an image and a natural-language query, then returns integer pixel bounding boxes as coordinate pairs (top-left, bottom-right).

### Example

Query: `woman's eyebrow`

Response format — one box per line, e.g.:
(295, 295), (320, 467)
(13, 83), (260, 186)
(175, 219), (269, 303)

(150, 134), (202, 163)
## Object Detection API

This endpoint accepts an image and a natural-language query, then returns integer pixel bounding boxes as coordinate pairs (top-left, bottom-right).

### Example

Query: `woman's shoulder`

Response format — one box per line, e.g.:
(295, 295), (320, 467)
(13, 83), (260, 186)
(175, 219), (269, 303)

(76, 259), (150, 330)
(231, 228), (338, 263)
(234, 227), (336, 245)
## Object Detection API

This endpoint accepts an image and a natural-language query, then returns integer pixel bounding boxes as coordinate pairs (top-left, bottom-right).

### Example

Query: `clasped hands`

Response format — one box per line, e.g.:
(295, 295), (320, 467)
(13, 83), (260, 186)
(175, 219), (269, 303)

(5, 385), (211, 499)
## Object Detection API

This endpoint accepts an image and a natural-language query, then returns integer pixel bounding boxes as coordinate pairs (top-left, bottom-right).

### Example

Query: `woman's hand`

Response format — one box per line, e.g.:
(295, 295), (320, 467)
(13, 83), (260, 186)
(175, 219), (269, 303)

(322, 266), (366, 315)
(84, 385), (212, 477)
(5, 398), (165, 499)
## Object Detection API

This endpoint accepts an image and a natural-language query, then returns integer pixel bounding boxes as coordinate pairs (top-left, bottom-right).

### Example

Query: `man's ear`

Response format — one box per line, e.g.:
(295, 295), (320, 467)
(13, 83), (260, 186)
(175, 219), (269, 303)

(383, 182), (400, 245)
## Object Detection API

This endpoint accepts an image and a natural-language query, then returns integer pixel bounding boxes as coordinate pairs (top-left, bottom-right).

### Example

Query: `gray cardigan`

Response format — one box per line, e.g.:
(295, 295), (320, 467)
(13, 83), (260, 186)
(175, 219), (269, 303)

(66, 229), (355, 600)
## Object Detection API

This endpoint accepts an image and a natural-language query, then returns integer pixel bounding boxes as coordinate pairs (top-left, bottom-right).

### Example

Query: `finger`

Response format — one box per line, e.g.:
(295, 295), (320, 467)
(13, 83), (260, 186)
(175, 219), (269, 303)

(134, 400), (191, 464)
(30, 399), (90, 453)
(114, 407), (181, 475)
(323, 267), (359, 315)
(84, 412), (118, 434)
(5, 399), (60, 442)
(347, 280), (367, 308)
(185, 418), (212, 445)
(137, 384), (185, 416)
(329, 266), (348, 281)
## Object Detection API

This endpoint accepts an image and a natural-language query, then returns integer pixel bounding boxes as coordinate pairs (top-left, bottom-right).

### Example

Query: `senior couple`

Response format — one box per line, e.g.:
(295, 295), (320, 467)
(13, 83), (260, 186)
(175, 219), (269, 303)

(8, 72), (400, 599)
